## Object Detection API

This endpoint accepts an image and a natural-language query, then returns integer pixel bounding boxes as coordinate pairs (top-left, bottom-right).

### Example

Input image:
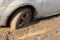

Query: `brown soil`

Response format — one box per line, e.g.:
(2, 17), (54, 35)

(0, 14), (60, 40)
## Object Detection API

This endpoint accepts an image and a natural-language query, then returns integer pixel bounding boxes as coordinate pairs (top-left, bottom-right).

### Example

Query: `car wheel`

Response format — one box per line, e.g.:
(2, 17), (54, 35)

(10, 8), (32, 29)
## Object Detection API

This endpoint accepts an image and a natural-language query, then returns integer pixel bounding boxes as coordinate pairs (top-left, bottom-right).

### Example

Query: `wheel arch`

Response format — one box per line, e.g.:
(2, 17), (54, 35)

(6, 5), (36, 26)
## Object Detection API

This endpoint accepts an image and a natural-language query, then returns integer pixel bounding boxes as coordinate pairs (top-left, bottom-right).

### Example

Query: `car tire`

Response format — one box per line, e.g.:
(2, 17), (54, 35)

(10, 8), (32, 30)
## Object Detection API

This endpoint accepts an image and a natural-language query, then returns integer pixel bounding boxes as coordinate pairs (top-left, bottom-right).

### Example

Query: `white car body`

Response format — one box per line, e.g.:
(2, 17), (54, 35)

(0, 0), (60, 26)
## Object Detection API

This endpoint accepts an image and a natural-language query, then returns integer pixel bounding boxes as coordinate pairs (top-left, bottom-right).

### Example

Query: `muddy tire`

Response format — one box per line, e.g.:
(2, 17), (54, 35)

(10, 8), (32, 30)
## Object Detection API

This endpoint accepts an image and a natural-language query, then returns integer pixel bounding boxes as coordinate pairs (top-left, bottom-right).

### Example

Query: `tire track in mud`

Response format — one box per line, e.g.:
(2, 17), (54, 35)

(19, 29), (48, 40)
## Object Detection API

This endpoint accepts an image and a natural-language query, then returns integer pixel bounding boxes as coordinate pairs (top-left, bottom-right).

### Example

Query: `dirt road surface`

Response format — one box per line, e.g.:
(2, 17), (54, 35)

(0, 14), (60, 40)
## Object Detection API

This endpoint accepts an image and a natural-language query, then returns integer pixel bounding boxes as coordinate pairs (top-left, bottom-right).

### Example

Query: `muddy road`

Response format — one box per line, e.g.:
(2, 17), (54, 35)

(0, 14), (60, 40)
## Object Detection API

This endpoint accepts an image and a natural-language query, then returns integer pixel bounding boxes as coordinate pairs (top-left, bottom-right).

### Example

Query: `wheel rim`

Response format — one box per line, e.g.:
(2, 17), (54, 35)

(19, 13), (30, 27)
(16, 11), (32, 28)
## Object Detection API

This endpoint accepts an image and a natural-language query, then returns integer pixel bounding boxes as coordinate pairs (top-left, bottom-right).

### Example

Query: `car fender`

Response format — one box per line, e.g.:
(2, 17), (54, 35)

(1, 0), (38, 26)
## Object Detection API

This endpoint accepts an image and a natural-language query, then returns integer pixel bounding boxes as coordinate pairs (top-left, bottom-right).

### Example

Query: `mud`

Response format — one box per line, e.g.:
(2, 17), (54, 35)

(0, 14), (60, 40)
